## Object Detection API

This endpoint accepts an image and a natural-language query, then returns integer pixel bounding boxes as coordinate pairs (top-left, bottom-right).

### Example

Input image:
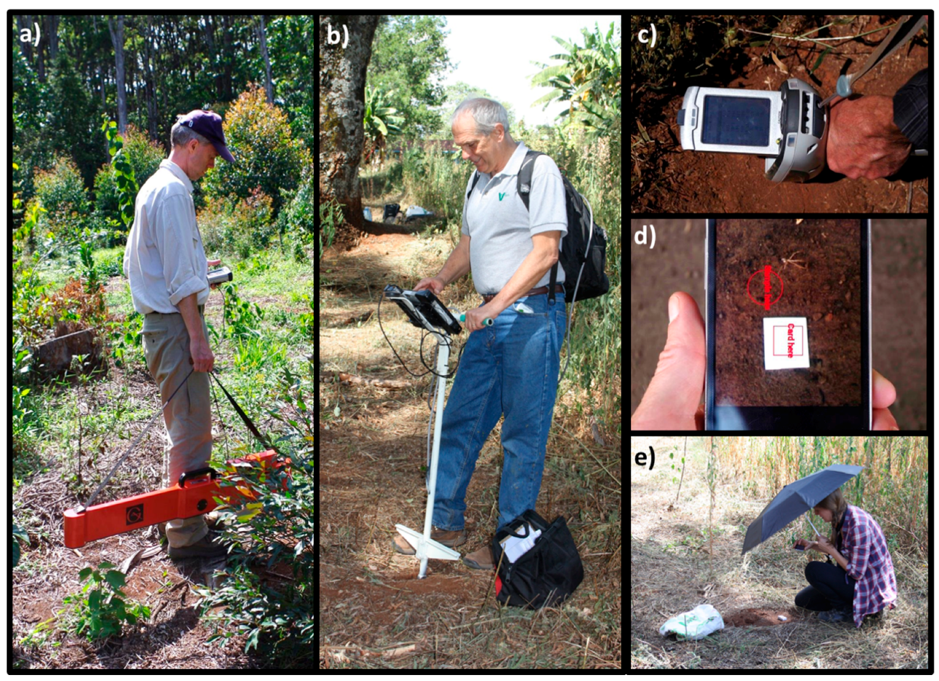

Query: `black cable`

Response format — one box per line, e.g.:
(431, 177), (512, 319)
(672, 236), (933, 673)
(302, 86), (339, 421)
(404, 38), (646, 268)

(377, 290), (466, 381)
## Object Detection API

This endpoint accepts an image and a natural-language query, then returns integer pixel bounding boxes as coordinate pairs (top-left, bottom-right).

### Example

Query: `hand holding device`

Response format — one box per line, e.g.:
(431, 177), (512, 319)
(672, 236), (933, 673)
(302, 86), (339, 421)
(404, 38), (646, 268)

(630, 291), (899, 431)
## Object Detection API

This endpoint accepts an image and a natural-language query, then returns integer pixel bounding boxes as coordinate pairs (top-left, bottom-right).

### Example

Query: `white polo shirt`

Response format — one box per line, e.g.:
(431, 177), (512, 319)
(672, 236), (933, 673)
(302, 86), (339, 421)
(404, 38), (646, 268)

(461, 141), (567, 295)
(123, 160), (210, 315)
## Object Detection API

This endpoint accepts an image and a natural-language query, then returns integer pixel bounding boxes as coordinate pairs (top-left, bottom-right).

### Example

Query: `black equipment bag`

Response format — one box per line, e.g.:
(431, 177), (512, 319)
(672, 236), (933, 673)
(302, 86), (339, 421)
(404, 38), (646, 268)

(466, 150), (610, 304)
(492, 509), (584, 609)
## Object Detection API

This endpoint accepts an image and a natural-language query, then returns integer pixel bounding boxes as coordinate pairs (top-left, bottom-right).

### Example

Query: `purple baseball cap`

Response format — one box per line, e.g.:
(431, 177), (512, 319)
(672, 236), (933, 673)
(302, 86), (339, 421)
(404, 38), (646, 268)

(179, 109), (235, 163)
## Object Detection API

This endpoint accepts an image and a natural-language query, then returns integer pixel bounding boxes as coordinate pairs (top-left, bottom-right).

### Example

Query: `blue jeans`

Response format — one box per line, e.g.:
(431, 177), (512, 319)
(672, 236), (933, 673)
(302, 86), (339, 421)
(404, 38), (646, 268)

(432, 292), (566, 533)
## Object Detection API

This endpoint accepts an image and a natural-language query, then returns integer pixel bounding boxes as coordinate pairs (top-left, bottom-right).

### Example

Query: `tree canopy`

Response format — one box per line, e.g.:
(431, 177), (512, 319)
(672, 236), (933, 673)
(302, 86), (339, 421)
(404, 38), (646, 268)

(12, 14), (315, 200)
(366, 15), (453, 139)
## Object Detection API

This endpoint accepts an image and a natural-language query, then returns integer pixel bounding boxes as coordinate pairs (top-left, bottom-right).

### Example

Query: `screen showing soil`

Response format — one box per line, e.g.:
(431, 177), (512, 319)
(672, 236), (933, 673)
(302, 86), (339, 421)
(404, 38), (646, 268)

(713, 219), (863, 407)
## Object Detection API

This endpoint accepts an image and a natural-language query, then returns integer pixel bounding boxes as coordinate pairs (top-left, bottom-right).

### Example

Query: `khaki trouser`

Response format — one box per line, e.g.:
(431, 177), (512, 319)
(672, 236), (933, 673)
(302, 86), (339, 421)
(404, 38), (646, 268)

(142, 310), (212, 548)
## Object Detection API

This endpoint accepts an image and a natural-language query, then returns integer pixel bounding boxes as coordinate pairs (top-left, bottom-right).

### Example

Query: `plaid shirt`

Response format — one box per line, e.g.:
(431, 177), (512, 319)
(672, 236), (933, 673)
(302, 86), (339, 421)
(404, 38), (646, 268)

(835, 504), (898, 627)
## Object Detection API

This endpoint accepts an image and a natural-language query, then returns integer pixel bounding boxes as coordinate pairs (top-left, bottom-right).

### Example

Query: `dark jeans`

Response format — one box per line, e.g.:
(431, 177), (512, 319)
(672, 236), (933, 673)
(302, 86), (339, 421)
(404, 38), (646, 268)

(795, 561), (856, 612)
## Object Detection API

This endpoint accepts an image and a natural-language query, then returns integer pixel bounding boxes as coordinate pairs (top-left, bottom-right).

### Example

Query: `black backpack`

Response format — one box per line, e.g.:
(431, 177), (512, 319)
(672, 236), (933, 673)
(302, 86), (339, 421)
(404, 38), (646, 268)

(491, 509), (584, 609)
(466, 149), (610, 304)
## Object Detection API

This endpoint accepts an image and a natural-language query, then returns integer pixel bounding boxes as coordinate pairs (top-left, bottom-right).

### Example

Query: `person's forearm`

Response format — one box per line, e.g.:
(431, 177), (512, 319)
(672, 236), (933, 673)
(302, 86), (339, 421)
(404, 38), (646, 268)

(436, 238), (471, 286)
(177, 293), (206, 342)
(828, 548), (850, 572)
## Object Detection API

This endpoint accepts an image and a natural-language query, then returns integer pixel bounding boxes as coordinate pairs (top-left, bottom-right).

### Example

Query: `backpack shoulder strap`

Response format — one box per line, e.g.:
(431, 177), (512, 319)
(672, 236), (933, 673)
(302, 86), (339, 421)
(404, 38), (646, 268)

(516, 150), (543, 212)
(466, 170), (481, 200)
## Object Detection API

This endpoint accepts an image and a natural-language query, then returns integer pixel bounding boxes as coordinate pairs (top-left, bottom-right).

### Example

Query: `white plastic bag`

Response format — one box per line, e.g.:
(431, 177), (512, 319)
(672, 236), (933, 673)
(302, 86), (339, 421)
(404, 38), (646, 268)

(659, 604), (724, 641)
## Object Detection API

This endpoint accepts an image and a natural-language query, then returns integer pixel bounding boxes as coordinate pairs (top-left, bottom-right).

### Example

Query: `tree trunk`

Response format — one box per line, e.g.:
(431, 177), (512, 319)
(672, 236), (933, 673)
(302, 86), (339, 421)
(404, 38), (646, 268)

(17, 15), (33, 63)
(142, 18), (159, 141)
(318, 15), (379, 232)
(257, 15), (274, 103)
(45, 15), (59, 59)
(221, 15), (234, 101)
(108, 16), (128, 134)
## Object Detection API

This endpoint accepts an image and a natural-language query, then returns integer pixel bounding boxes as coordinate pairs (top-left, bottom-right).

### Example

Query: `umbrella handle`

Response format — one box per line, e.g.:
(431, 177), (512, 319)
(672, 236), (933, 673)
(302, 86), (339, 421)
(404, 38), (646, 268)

(806, 515), (823, 538)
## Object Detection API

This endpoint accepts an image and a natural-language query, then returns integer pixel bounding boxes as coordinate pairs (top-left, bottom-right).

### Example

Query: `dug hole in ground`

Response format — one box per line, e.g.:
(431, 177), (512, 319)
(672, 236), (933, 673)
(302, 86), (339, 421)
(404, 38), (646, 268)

(319, 229), (622, 669)
(630, 436), (928, 670)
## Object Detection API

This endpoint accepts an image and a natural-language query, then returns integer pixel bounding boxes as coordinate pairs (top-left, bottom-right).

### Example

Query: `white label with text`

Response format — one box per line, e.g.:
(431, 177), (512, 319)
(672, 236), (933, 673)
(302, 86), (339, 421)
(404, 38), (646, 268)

(763, 317), (810, 371)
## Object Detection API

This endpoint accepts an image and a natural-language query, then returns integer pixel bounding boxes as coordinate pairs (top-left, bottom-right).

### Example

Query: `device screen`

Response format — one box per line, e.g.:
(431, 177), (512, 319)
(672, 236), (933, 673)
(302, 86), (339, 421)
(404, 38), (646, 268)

(706, 219), (870, 430)
(701, 95), (772, 147)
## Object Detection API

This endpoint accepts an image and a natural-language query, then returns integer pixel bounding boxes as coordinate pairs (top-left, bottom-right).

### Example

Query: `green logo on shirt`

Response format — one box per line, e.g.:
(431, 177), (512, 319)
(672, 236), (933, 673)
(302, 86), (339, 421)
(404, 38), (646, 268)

(498, 192), (506, 201)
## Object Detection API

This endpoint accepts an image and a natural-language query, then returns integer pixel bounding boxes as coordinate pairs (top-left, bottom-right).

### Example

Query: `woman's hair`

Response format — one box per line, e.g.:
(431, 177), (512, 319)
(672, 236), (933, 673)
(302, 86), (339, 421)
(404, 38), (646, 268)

(815, 488), (849, 542)
(450, 97), (510, 137)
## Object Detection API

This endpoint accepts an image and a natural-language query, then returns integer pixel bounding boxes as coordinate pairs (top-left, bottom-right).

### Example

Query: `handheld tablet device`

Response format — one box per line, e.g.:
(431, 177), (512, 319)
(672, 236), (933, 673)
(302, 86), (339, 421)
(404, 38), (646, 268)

(383, 284), (462, 336)
(679, 78), (827, 183)
(704, 218), (871, 431)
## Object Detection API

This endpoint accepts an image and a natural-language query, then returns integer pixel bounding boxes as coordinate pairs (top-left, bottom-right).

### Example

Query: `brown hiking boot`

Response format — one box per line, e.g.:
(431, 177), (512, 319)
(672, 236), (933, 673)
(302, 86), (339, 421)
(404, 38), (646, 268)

(393, 527), (466, 555)
(462, 545), (494, 570)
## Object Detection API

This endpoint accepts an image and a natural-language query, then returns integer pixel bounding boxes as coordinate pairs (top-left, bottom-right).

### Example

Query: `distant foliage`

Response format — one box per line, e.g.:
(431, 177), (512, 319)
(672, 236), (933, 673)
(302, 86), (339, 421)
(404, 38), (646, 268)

(33, 157), (91, 238)
(199, 188), (275, 259)
(202, 85), (310, 215)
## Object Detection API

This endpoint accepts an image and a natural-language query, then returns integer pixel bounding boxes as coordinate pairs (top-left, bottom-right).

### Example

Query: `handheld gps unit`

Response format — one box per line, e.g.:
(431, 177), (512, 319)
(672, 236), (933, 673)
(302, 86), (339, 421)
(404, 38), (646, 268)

(678, 78), (827, 183)
(207, 266), (233, 286)
(383, 285), (462, 336)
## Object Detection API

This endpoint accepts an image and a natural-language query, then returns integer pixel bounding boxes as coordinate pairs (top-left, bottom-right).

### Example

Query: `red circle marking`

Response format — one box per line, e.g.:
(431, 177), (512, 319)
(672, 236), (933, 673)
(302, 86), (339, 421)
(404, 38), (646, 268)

(746, 267), (784, 309)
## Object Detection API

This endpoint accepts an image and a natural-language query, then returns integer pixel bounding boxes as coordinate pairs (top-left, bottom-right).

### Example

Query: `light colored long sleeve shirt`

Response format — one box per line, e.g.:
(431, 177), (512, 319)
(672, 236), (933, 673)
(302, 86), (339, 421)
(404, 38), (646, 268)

(123, 160), (209, 314)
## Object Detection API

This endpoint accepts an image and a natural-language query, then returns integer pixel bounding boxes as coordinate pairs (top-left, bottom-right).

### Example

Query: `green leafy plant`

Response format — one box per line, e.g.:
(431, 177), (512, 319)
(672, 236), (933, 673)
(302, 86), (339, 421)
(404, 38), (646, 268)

(221, 282), (265, 339)
(532, 22), (621, 138)
(202, 84), (310, 215)
(101, 117), (140, 235)
(33, 156), (91, 239)
(363, 85), (404, 165)
(13, 525), (28, 568)
(317, 199), (343, 259)
(63, 562), (150, 641)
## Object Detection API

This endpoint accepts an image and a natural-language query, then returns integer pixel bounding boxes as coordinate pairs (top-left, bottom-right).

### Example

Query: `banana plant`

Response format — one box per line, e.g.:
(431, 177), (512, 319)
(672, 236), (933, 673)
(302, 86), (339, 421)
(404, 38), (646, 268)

(531, 22), (621, 137)
(363, 86), (404, 165)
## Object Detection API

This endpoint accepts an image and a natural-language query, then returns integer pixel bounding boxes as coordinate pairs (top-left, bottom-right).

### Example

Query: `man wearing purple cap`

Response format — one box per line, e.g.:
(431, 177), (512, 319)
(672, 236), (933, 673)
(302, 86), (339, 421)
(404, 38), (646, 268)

(123, 109), (234, 559)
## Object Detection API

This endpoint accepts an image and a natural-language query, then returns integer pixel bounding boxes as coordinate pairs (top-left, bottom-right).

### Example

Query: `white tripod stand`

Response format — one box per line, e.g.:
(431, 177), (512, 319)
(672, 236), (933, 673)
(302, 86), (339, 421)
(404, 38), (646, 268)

(395, 328), (461, 578)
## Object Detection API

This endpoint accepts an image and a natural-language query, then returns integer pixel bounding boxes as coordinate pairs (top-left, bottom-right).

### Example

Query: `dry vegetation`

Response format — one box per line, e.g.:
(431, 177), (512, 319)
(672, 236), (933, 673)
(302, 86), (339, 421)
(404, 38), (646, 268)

(630, 436), (929, 670)
(319, 232), (622, 669)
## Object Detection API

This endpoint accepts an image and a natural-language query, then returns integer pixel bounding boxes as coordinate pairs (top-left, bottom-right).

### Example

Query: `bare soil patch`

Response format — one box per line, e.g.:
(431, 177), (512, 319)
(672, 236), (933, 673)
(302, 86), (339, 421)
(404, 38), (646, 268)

(724, 607), (803, 628)
(632, 15), (929, 213)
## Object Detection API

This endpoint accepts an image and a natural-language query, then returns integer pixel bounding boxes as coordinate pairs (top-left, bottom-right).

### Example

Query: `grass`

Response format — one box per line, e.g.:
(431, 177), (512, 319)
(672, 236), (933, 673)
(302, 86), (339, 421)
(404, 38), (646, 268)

(631, 436), (929, 671)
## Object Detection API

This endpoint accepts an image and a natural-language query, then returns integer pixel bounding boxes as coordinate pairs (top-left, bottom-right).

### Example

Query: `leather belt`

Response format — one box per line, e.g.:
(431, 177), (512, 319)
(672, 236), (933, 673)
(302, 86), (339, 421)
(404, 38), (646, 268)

(482, 284), (564, 303)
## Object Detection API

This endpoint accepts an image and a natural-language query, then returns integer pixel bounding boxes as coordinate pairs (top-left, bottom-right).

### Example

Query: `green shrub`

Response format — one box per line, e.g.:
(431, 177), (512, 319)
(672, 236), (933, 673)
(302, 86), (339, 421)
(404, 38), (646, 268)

(202, 84), (311, 215)
(33, 157), (90, 238)
(278, 172), (315, 245)
(197, 446), (313, 662)
(199, 189), (275, 259)
(93, 124), (164, 227)
(63, 562), (151, 641)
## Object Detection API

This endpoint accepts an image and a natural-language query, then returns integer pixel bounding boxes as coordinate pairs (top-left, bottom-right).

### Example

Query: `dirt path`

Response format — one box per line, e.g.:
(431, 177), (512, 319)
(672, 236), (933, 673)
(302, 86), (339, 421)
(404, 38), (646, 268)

(632, 15), (929, 213)
(320, 232), (622, 669)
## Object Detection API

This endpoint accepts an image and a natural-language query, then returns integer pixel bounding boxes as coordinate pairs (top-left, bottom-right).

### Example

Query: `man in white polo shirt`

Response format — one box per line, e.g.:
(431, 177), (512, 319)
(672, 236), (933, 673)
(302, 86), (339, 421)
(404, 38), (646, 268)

(123, 109), (235, 560)
(393, 98), (568, 569)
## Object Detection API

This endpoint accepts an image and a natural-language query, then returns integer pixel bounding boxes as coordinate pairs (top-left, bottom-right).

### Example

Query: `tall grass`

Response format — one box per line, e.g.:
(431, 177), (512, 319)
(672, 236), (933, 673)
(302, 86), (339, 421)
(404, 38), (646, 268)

(715, 437), (928, 555)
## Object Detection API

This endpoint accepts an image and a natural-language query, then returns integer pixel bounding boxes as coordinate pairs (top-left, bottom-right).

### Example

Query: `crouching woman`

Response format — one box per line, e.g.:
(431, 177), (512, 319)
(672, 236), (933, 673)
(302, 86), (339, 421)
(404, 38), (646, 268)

(793, 489), (898, 627)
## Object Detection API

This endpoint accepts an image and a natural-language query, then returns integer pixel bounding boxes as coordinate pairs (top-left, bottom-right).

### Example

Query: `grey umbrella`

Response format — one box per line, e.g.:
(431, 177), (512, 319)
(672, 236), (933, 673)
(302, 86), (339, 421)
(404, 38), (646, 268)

(742, 464), (864, 555)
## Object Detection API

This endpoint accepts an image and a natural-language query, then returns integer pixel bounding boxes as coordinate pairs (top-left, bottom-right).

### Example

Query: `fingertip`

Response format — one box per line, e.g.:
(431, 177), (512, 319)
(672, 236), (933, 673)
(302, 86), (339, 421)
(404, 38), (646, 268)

(872, 369), (897, 409)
